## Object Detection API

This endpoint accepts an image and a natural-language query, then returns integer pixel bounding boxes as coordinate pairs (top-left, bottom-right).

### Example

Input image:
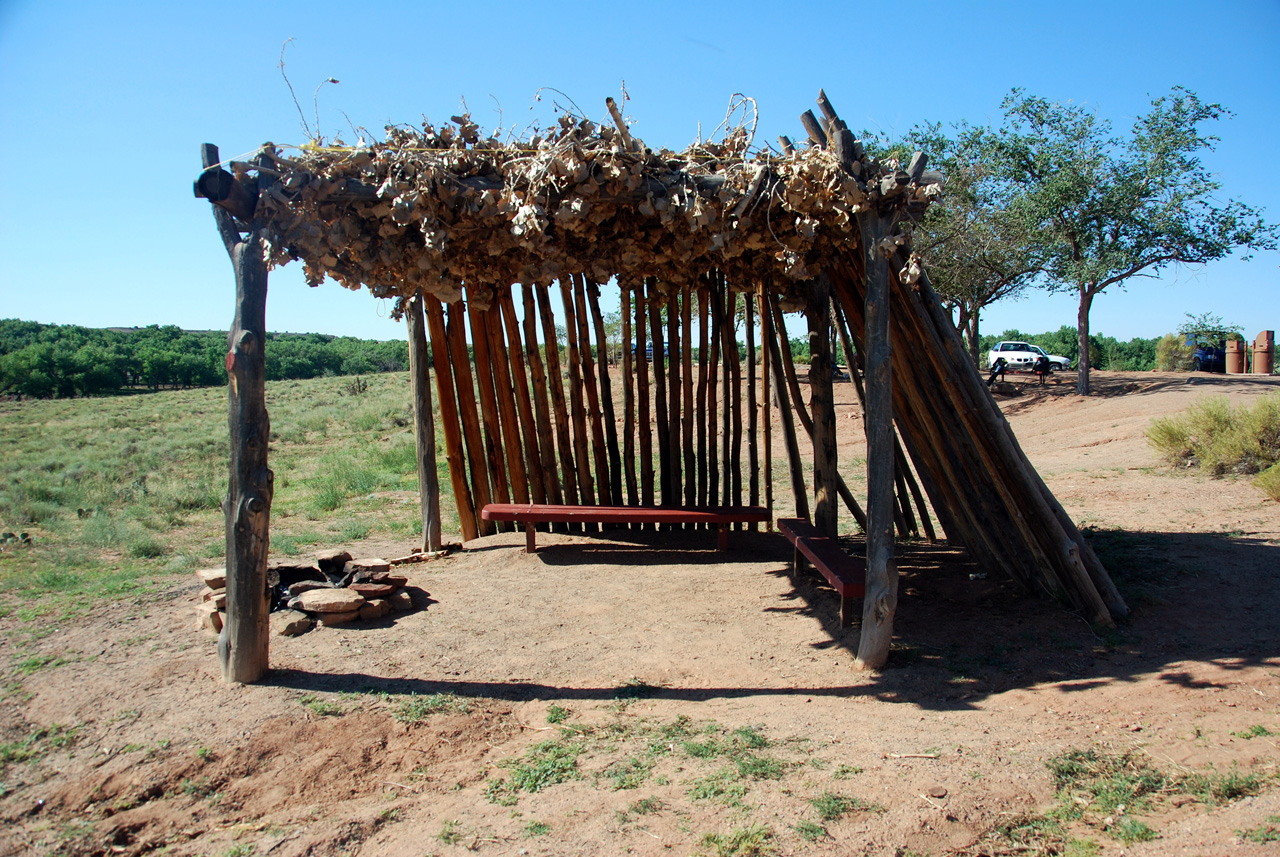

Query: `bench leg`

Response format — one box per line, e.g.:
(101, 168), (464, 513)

(793, 544), (807, 575)
(840, 594), (855, 628)
(525, 523), (537, 554)
(717, 524), (728, 551)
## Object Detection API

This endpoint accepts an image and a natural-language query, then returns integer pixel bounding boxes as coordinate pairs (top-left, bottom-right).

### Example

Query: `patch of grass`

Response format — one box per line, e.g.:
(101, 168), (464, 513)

(1048, 749), (1167, 821)
(1237, 814), (1280, 843)
(1256, 461), (1280, 501)
(601, 754), (653, 790)
(698, 823), (777, 857)
(223, 844), (256, 857)
(809, 791), (870, 821)
(735, 754), (784, 780)
(1180, 765), (1265, 804)
(1231, 724), (1273, 739)
(0, 724), (78, 768)
(522, 820), (551, 837)
(15, 653), (69, 674)
(299, 694), (343, 717)
(791, 820), (827, 841)
(613, 677), (660, 701)
(487, 738), (584, 804)
(437, 819), (464, 845)
(546, 704), (569, 724)
(1063, 839), (1101, 857)
(392, 692), (470, 723)
(688, 768), (749, 806)
(1111, 816), (1157, 843)
(832, 763), (863, 779)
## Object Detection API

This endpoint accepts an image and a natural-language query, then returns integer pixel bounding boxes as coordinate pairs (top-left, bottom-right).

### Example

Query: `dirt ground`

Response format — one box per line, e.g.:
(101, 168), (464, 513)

(3, 371), (1279, 857)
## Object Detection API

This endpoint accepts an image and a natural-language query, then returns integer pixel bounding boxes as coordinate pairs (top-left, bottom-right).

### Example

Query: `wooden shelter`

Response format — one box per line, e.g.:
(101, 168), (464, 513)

(196, 91), (1128, 685)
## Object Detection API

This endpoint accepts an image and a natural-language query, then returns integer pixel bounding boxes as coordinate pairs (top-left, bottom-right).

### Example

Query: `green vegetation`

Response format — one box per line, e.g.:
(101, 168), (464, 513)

(809, 790), (877, 821)
(0, 724), (77, 769)
(1237, 815), (1280, 843)
(522, 820), (551, 837)
(299, 694), (344, 717)
(1231, 724), (1273, 739)
(1255, 462), (1280, 502)
(436, 820), (464, 845)
(1147, 393), (1280, 476)
(546, 704), (570, 724)
(697, 823), (776, 857)
(790, 820), (827, 841)
(0, 319), (409, 398)
(393, 692), (471, 723)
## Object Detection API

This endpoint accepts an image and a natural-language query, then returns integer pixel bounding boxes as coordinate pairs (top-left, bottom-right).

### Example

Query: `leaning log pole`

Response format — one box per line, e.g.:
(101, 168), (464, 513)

(406, 291), (442, 553)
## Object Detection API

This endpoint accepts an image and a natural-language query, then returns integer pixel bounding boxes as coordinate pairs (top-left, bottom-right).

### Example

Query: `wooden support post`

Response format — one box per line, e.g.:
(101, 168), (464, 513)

(447, 300), (494, 535)
(539, 283), (581, 511)
(484, 305), (529, 506)
(759, 284), (773, 528)
(520, 283), (564, 508)
(856, 214), (897, 670)
(636, 281), (654, 515)
(706, 279), (721, 509)
(727, 283), (744, 517)
(763, 290), (810, 521)
(666, 285), (682, 514)
(621, 283), (638, 506)
(746, 285), (759, 529)
(424, 298), (478, 541)
(498, 288), (546, 506)
(587, 278), (624, 507)
(681, 285), (696, 510)
(719, 276), (732, 506)
(406, 291), (442, 553)
(468, 300), (512, 527)
(202, 143), (272, 685)
(572, 275), (610, 506)
(696, 284), (709, 509)
(808, 278), (837, 538)
(649, 280), (671, 506)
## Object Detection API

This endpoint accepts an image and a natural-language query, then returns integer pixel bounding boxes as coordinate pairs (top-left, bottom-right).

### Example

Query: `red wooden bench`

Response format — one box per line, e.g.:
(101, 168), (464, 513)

(481, 504), (770, 553)
(777, 518), (866, 627)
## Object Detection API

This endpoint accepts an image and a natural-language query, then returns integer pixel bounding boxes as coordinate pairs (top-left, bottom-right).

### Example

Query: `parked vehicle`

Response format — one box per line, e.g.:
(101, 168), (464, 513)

(986, 341), (1072, 372)
(1185, 335), (1225, 373)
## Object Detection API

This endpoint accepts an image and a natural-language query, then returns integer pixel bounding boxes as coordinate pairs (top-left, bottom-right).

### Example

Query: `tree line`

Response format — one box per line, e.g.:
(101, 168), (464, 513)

(0, 319), (409, 399)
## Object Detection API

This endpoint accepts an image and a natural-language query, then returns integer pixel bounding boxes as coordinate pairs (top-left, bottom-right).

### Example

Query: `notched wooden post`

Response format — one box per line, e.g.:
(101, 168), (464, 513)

(198, 143), (273, 684)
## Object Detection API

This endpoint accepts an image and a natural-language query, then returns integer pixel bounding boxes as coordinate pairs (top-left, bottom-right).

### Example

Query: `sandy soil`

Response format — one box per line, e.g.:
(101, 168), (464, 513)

(2, 371), (1278, 857)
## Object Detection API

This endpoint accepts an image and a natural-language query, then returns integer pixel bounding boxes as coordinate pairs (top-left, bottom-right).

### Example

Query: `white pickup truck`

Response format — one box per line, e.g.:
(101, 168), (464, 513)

(987, 341), (1072, 372)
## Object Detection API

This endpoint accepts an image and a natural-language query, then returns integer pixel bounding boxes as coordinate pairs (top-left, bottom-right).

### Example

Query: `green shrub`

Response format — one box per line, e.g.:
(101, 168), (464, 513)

(1255, 463), (1280, 501)
(1155, 333), (1194, 371)
(1147, 394), (1280, 476)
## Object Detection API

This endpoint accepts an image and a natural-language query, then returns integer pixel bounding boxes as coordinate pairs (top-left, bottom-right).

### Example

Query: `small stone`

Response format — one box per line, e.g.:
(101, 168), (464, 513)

(196, 567), (226, 589)
(349, 583), (396, 598)
(270, 609), (313, 637)
(928, 786), (948, 799)
(388, 590), (414, 612)
(359, 599), (392, 621)
(289, 588), (365, 614)
(318, 609), (360, 626)
(344, 558), (392, 578)
(288, 580), (333, 597)
(195, 602), (222, 633)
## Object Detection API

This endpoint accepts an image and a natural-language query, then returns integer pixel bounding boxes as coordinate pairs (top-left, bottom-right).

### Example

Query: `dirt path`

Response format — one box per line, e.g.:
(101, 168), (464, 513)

(2, 372), (1278, 856)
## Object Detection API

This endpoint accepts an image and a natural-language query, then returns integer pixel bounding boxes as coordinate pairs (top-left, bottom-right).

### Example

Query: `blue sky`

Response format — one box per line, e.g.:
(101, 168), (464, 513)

(1, 0), (1276, 344)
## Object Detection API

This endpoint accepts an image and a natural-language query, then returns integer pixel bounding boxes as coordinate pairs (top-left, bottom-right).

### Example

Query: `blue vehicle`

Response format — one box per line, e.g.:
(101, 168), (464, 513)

(1185, 335), (1225, 373)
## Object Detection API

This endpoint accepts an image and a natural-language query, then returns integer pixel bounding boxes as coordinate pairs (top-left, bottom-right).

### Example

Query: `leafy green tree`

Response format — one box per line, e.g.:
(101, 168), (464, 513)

(988, 87), (1277, 394)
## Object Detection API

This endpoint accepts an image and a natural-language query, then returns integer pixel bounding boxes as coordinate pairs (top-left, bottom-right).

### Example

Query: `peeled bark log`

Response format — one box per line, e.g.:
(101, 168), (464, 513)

(406, 291), (442, 552)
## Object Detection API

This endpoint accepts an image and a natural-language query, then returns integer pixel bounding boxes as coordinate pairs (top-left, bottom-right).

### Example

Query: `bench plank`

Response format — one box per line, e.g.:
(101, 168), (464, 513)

(481, 504), (769, 552)
(777, 518), (866, 627)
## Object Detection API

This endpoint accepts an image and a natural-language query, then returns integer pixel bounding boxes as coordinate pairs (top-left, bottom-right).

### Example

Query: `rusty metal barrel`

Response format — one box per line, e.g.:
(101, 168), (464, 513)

(1254, 330), (1275, 375)
(1226, 340), (1246, 374)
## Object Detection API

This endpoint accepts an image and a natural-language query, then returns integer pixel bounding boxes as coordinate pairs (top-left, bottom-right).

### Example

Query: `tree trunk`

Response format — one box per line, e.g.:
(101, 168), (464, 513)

(1077, 286), (1095, 396)
(406, 292), (442, 553)
(966, 311), (981, 368)
(856, 215), (897, 671)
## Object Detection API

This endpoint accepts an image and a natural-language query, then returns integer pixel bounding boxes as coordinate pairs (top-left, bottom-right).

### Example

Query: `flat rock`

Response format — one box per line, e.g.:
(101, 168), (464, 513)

(349, 583), (396, 598)
(269, 559), (325, 585)
(317, 609), (360, 626)
(288, 580), (333, 597)
(195, 602), (222, 633)
(358, 572), (408, 587)
(359, 599), (392, 621)
(344, 558), (391, 578)
(288, 588), (365, 614)
(270, 609), (313, 637)
(200, 588), (227, 610)
(388, 590), (414, 612)
(195, 567), (226, 589)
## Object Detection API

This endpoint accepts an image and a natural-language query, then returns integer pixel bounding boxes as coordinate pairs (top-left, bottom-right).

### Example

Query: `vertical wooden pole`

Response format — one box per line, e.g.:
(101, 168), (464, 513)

(856, 215), (897, 670)
(666, 287), (683, 516)
(520, 283), (564, 507)
(447, 300), (494, 535)
(759, 284), (773, 527)
(406, 291), (442, 553)
(746, 285), (758, 528)
(727, 285), (743, 516)
(484, 305), (529, 505)
(468, 300), (512, 525)
(587, 278), (624, 507)
(764, 289), (810, 521)
(621, 283), (638, 506)
(681, 284), (696, 509)
(498, 288), (546, 505)
(696, 284), (709, 509)
(808, 278), (837, 537)
(560, 278), (597, 509)
(424, 297), (478, 541)
(203, 143), (272, 685)
(636, 281), (654, 513)
(719, 277), (732, 506)
(649, 281), (671, 506)
(706, 277), (721, 507)
(572, 275), (610, 505)
(538, 283), (581, 510)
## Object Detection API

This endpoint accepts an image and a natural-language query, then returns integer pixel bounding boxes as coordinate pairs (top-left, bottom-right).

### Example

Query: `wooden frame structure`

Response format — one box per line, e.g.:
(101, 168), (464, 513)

(195, 90), (1127, 683)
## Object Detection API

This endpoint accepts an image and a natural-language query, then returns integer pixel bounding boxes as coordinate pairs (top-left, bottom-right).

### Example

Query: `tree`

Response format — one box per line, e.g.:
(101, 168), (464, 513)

(989, 87), (1277, 395)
